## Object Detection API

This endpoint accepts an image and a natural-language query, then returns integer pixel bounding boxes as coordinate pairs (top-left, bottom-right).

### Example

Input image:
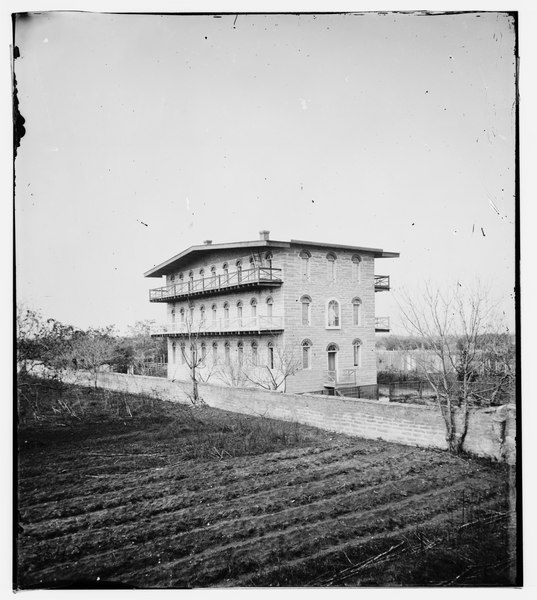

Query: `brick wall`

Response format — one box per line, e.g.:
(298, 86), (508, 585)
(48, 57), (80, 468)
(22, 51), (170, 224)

(76, 371), (516, 464)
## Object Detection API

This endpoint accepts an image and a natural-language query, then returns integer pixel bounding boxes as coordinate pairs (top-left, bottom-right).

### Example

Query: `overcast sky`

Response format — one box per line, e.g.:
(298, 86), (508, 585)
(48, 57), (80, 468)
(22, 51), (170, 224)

(14, 11), (517, 334)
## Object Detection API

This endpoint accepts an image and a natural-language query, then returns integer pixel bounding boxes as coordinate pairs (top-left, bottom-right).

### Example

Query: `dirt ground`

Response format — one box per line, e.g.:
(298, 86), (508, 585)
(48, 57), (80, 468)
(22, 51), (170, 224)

(16, 382), (518, 588)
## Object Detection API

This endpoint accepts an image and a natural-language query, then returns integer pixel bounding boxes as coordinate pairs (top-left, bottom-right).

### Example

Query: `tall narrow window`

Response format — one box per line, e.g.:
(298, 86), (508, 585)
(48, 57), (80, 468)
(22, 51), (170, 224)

(212, 304), (217, 326)
(238, 341), (244, 366)
(236, 260), (242, 283)
(327, 299), (340, 328)
(210, 266), (217, 287)
(189, 270), (194, 284)
(170, 273), (175, 283)
(237, 301), (243, 325)
(250, 298), (257, 318)
(190, 344), (197, 366)
(302, 339), (312, 369)
(180, 308), (185, 325)
(189, 304), (195, 324)
(299, 250), (311, 281)
(327, 343), (338, 374)
(224, 342), (231, 365)
(265, 252), (273, 271)
(301, 295), (311, 326)
(212, 342), (218, 364)
(222, 263), (229, 284)
(326, 253), (337, 282)
(199, 268), (204, 278)
(267, 342), (274, 369)
(180, 343), (186, 364)
(266, 297), (273, 318)
(200, 305), (206, 325)
(352, 297), (362, 326)
(172, 342), (176, 364)
(352, 255), (362, 282)
(353, 339), (362, 367)
(201, 343), (207, 361)
(223, 302), (230, 326)
(251, 341), (258, 365)
(171, 304), (176, 324)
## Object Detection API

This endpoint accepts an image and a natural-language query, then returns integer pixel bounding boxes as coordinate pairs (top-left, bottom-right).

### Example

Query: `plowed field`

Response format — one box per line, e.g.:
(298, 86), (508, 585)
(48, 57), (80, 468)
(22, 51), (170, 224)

(16, 384), (517, 588)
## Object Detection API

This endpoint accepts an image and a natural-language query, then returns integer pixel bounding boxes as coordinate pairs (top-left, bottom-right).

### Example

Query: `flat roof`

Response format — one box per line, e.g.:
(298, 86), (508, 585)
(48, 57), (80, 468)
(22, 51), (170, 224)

(144, 238), (399, 277)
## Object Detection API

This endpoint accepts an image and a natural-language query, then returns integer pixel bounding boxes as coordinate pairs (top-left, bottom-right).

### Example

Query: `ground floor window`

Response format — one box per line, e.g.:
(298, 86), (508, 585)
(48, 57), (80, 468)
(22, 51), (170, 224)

(267, 342), (274, 369)
(302, 339), (312, 369)
(353, 339), (362, 367)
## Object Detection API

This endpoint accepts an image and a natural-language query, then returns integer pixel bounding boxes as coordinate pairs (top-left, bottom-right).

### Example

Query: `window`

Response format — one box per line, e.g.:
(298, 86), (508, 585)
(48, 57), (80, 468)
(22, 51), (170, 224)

(300, 295), (311, 326)
(327, 343), (338, 373)
(180, 308), (185, 325)
(353, 339), (362, 367)
(327, 299), (340, 328)
(210, 266), (217, 286)
(299, 250), (311, 281)
(266, 297), (273, 318)
(189, 270), (194, 283)
(238, 342), (244, 366)
(237, 301), (243, 325)
(199, 268), (205, 278)
(201, 343), (207, 361)
(189, 304), (195, 324)
(200, 305), (206, 325)
(251, 341), (258, 366)
(170, 273), (175, 282)
(172, 342), (176, 363)
(171, 304), (176, 324)
(180, 343), (186, 364)
(267, 342), (274, 369)
(236, 260), (242, 282)
(352, 255), (362, 282)
(178, 272), (184, 281)
(224, 342), (231, 365)
(223, 263), (229, 282)
(212, 342), (218, 363)
(212, 304), (217, 325)
(302, 339), (312, 369)
(326, 253), (337, 281)
(190, 344), (197, 365)
(250, 298), (257, 318)
(223, 302), (230, 326)
(265, 252), (273, 270)
(352, 297), (362, 326)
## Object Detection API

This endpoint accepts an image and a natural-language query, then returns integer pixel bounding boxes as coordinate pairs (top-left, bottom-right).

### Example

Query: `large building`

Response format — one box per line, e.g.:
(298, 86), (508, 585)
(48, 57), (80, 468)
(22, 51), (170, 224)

(145, 231), (398, 394)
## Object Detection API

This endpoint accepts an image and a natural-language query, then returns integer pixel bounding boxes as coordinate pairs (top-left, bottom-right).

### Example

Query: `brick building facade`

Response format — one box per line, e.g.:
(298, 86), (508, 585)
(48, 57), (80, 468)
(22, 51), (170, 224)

(145, 232), (398, 394)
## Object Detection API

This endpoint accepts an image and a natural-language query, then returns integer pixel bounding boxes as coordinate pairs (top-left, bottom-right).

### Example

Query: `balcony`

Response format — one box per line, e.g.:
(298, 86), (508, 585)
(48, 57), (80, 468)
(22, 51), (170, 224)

(324, 368), (357, 388)
(149, 267), (283, 302)
(375, 317), (390, 332)
(374, 275), (390, 292)
(151, 316), (284, 337)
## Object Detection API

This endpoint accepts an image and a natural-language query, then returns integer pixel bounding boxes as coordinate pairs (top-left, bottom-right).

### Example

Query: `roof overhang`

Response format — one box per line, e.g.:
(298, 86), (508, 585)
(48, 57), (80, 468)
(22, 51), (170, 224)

(289, 239), (400, 259)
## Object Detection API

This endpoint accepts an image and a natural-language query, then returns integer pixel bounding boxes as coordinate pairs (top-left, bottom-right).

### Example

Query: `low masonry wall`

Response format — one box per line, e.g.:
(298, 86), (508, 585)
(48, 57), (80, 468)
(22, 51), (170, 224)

(68, 371), (516, 464)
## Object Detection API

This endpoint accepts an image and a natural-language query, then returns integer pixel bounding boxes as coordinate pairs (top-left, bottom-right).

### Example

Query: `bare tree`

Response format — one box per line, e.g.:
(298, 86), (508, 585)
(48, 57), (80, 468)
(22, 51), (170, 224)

(397, 282), (514, 454)
(179, 303), (208, 406)
(241, 338), (302, 392)
(73, 326), (118, 388)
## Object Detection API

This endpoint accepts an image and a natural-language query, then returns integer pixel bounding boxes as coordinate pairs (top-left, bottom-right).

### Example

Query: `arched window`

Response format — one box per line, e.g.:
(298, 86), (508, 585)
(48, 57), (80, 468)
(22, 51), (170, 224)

(236, 260), (242, 282)
(224, 342), (231, 365)
(249, 256), (256, 270)
(179, 307), (185, 325)
(302, 339), (312, 369)
(211, 303), (217, 325)
(201, 342), (207, 361)
(267, 341), (274, 369)
(210, 265), (217, 286)
(300, 295), (311, 326)
(190, 343), (197, 365)
(200, 305), (206, 325)
(172, 342), (177, 363)
(352, 255), (362, 282)
(237, 341), (244, 366)
(327, 299), (340, 328)
(212, 342), (218, 364)
(326, 253), (337, 281)
(352, 297), (362, 326)
(237, 301), (243, 325)
(250, 298), (257, 318)
(353, 339), (362, 367)
(222, 263), (229, 283)
(171, 304), (176, 324)
(178, 272), (184, 281)
(170, 273), (175, 283)
(265, 252), (273, 270)
(299, 250), (311, 281)
(189, 304), (195, 324)
(266, 296), (273, 318)
(327, 343), (338, 374)
(188, 270), (194, 283)
(199, 268), (205, 278)
(223, 302), (230, 326)
(180, 342), (186, 364)
(251, 341), (258, 366)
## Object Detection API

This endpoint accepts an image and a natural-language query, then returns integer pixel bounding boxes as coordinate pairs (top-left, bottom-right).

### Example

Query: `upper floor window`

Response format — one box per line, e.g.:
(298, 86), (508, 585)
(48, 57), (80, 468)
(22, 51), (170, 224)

(211, 304), (217, 324)
(222, 263), (229, 281)
(178, 272), (184, 283)
(250, 298), (257, 318)
(326, 253), (337, 282)
(212, 342), (218, 363)
(170, 273), (175, 283)
(251, 341), (258, 365)
(266, 296), (273, 318)
(237, 301), (243, 324)
(265, 252), (273, 270)
(353, 339), (362, 367)
(189, 304), (195, 324)
(201, 342), (207, 361)
(188, 270), (194, 283)
(179, 308), (185, 324)
(302, 339), (312, 369)
(224, 342), (231, 365)
(210, 266), (217, 283)
(267, 341), (275, 369)
(352, 255), (362, 282)
(352, 297), (362, 326)
(199, 268), (205, 278)
(172, 342), (176, 364)
(171, 304), (176, 323)
(301, 295), (311, 326)
(236, 260), (243, 282)
(223, 302), (230, 325)
(200, 305), (206, 324)
(237, 341), (244, 366)
(180, 343), (186, 364)
(327, 299), (340, 328)
(299, 250), (311, 281)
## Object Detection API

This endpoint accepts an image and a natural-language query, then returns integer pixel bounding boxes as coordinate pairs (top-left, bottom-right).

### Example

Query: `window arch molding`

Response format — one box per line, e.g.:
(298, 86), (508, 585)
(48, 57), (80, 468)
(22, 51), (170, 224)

(300, 295), (312, 326)
(352, 297), (362, 326)
(299, 250), (311, 281)
(326, 252), (337, 282)
(351, 255), (362, 282)
(301, 338), (312, 370)
(326, 298), (341, 329)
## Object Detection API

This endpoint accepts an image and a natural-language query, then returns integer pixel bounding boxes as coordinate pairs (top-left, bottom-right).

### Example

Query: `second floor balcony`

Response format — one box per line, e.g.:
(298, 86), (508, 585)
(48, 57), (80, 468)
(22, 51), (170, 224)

(151, 315), (284, 337)
(149, 267), (283, 302)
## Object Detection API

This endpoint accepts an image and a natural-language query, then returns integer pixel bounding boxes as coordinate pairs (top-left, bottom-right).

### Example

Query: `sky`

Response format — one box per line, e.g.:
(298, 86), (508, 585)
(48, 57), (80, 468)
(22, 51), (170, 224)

(13, 10), (517, 334)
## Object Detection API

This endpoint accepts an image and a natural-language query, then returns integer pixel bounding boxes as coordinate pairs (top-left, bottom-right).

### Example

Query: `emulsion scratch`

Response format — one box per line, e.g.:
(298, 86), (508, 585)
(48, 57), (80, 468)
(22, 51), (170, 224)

(137, 219), (148, 227)
(481, 227), (486, 237)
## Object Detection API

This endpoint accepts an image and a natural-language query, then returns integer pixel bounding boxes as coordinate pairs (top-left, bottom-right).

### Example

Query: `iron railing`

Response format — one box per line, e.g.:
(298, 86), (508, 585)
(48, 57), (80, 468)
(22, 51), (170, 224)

(149, 267), (283, 302)
(374, 275), (390, 291)
(151, 315), (284, 336)
(324, 368), (357, 386)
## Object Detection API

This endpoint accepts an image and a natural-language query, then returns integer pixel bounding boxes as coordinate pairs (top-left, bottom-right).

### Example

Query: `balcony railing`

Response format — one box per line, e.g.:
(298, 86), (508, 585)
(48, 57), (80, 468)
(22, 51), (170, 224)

(151, 315), (284, 336)
(374, 275), (390, 292)
(324, 368), (357, 387)
(149, 267), (283, 302)
(375, 317), (390, 332)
